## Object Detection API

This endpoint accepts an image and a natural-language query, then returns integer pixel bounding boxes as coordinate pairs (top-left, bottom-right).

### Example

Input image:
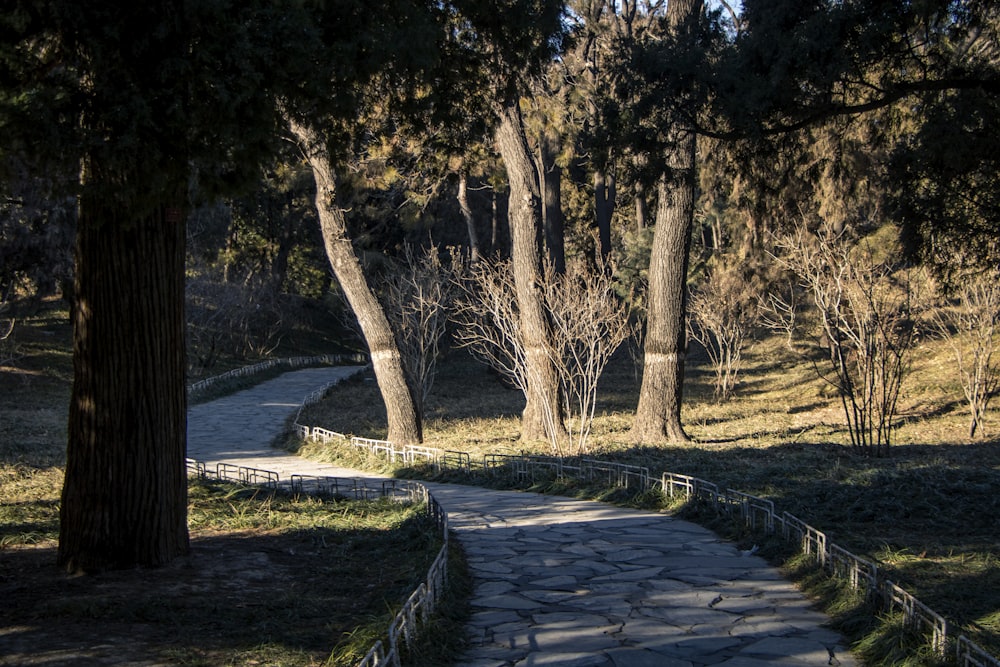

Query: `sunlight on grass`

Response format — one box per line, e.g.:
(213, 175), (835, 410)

(295, 338), (1000, 661)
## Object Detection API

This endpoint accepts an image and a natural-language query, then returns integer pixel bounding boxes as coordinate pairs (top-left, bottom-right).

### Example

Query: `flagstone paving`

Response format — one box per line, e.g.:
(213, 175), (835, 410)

(188, 366), (858, 666)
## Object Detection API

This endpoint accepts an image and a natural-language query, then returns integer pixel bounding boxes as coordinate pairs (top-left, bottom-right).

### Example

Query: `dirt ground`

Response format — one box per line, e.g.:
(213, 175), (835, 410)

(0, 529), (360, 666)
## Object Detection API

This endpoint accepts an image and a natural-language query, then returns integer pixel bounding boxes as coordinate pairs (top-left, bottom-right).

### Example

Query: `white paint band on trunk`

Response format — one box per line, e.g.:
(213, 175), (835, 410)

(370, 349), (401, 363)
(644, 352), (684, 364)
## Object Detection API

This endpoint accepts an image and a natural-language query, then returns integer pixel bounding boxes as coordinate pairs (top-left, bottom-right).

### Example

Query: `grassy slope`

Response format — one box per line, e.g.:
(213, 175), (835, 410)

(0, 300), (441, 666)
(295, 337), (1000, 662)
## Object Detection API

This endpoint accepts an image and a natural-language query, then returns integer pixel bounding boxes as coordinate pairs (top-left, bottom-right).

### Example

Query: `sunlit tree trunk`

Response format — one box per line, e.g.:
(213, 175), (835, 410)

(632, 0), (702, 444)
(288, 117), (422, 444)
(495, 101), (564, 442)
(457, 171), (481, 263)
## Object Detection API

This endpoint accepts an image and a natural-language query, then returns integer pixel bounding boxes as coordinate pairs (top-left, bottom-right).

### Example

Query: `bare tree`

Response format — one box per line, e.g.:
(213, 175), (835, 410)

(759, 277), (801, 352)
(687, 255), (761, 400)
(776, 225), (917, 456)
(541, 258), (635, 455)
(453, 257), (529, 404)
(383, 244), (459, 420)
(932, 273), (1000, 439)
(453, 256), (633, 454)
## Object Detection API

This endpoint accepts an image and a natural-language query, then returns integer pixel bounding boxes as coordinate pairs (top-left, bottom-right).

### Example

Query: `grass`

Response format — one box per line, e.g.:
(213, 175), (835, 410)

(1, 478), (443, 666)
(0, 298), (447, 666)
(294, 338), (1000, 665)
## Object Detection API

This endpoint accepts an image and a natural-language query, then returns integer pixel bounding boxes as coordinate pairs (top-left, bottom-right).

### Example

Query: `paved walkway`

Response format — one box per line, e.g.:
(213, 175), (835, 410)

(188, 367), (858, 667)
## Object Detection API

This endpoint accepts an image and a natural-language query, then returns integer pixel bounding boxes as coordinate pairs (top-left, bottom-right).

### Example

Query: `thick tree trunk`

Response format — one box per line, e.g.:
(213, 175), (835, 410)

(537, 137), (566, 274)
(288, 117), (422, 444)
(58, 182), (189, 573)
(631, 0), (702, 444)
(631, 161), (695, 443)
(495, 101), (564, 442)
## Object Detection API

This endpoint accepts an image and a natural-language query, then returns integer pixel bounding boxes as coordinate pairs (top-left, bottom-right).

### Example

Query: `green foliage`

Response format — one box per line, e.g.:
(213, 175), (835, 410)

(890, 87), (1000, 279)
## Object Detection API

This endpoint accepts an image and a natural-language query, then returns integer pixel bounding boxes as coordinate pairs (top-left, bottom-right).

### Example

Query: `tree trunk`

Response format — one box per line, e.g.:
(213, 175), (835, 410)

(270, 195), (294, 291)
(632, 156), (696, 443)
(631, 0), (701, 444)
(457, 171), (481, 263)
(635, 180), (649, 230)
(58, 177), (189, 573)
(595, 168), (615, 263)
(495, 101), (564, 442)
(287, 116), (422, 444)
(538, 137), (566, 274)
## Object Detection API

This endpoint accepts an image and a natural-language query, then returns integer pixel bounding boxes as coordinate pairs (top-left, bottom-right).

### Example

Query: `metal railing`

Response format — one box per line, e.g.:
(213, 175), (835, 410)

(185, 456), (449, 667)
(187, 354), (366, 398)
(294, 425), (999, 666)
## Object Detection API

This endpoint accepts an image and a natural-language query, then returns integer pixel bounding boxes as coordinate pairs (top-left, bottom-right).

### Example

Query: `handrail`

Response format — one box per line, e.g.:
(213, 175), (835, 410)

(297, 427), (999, 666)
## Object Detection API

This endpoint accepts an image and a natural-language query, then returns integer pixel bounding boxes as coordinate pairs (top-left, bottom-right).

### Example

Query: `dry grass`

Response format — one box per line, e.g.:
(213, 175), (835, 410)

(0, 300), (445, 666)
(1, 480), (440, 666)
(296, 336), (1000, 661)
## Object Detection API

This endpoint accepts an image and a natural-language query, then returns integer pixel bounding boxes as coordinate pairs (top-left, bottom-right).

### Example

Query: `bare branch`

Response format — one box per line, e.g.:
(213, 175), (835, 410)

(772, 224), (918, 455)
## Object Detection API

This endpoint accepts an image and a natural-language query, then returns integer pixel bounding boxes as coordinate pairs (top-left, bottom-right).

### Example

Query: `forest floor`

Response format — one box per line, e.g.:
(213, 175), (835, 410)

(294, 333), (1000, 663)
(0, 301), (441, 667)
(2, 297), (998, 665)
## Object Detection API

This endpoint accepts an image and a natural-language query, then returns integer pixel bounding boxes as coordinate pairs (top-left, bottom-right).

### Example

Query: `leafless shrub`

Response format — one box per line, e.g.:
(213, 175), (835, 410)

(687, 255), (762, 400)
(383, 244), (460, 417)
(759, 277), (801, 352)
(541, 259), (636, 454)
(774, 224), (918, 456)
(931, 272), (1000, 439)
(452, 257), (528, 398)
(453, 257), (634, 455)
(186, 274), (285, 373)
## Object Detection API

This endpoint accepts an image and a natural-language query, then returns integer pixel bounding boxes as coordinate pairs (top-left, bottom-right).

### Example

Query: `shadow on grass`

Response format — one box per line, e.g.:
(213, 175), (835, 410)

(0, 510), (440, 666)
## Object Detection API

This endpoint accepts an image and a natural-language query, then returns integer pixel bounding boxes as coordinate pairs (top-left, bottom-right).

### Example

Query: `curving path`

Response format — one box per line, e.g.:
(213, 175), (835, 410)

(188, 367), (858, 667)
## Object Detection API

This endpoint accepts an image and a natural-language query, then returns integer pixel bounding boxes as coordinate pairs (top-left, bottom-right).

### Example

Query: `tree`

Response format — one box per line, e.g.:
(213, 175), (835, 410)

(932, 272), (1000, 439)
(286, 115), (424, 444)
(629, 0), (706, 443)
(494, 101), (567, 442)
(383, 244), (459, 425)
(687, 254), (762, 400)
(775, 225), (918, 456)
(3, 2), (190, 571)
(446, 0), (568, 441)
(0, 0), (355, 571)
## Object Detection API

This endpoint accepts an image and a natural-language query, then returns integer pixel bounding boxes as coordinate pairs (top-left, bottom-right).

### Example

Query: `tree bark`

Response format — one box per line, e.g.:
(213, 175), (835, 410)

(495, 101), (564, 442)
(631, 0), (702, 444)
(635, 180), (649, 230)
(538, 137), (566, 274)
(58, 177), (189, 573)
(632, 151), (696, 443)
(457, 171), (481, 263)
(288, 116), (422, 444)
(595, 168), (615, 263)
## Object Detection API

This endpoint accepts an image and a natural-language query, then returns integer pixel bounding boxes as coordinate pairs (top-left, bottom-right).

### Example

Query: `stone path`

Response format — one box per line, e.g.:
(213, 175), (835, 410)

(188, 366), (858, 667)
